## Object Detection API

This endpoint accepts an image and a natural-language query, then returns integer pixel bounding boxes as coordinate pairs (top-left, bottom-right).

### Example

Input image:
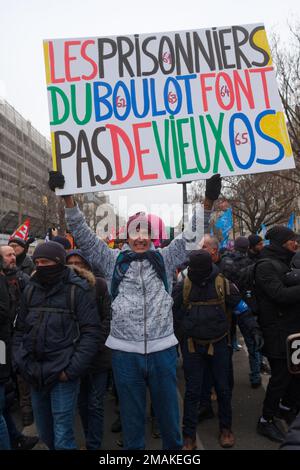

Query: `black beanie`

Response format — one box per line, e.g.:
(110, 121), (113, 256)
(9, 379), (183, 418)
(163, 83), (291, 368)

(8, 238), (27, 249)
(248, 234), (262, 248)
(265, 225), (297, 246)
(188, 249), (213, 282)
(32, 241), (66, 265)
(234, 236), (249, 253)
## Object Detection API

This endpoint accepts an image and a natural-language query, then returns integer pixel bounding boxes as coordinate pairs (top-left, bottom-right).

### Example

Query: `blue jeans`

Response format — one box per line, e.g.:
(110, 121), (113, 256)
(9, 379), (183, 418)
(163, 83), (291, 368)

(0, 384), (10, 450)
(78, 371), (107, 450)
(31, 380), (79, 450)
(238, 322), (262, 385)
(112, 347), (182, 450)
(182, 337), (232, 437)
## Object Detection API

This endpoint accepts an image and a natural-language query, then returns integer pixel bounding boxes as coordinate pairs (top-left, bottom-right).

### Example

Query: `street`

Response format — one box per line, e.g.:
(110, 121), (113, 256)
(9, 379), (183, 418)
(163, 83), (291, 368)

(18, 337), (281, 451)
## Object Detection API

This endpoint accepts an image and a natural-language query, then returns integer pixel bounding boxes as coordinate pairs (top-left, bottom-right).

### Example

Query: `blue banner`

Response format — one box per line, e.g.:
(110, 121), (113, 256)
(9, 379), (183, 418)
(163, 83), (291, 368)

(215, 208), (233, 248)
(260, 223), (269, 245)
(287, 213), (295, 230)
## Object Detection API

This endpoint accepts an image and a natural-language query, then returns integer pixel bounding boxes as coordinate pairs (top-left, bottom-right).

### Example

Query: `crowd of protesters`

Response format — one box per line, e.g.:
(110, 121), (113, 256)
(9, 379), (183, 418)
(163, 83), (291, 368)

(0, 171), (300, 451)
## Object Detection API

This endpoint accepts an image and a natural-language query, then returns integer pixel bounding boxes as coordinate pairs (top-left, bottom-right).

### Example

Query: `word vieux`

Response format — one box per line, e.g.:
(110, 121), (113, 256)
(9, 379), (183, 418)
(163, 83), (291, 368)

(43, 25), (294, 194)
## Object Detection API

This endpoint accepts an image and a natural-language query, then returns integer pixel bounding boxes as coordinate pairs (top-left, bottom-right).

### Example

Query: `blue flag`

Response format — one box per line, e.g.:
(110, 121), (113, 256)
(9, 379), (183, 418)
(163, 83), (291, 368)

(261, 223), (269, 245)
(215, 208), (233, 248)
(287, 213), (295, 230)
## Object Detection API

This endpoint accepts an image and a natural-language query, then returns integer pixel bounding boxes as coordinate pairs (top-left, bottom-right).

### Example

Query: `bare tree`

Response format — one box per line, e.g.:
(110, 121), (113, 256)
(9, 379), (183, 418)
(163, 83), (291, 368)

(223, 173), (296, 233)
(271, 22), (300, 185)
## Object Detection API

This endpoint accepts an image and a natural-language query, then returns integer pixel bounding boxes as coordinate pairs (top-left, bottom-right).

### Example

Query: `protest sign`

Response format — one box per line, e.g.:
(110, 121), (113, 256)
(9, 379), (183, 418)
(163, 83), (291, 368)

(43, 24), (295, 195)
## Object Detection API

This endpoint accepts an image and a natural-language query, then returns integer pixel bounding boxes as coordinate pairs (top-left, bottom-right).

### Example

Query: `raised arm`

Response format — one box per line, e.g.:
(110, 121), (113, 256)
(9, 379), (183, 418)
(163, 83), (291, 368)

(64, 196), (118, 281)
(48, 173), (118, 280)
(162, 175), (222, 273)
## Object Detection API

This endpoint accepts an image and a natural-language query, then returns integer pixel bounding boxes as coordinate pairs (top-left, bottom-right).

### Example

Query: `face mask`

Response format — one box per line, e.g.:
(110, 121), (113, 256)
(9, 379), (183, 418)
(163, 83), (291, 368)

(35, 264), (64, 285)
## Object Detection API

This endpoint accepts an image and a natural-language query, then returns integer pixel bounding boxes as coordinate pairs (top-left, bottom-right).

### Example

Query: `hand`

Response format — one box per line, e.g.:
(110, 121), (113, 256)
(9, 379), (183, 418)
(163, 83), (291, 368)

(59, 371), (69, 382)
(205, 174), (222, 201)
(48, 170), (65, 191)
(253, 330), (264, 351)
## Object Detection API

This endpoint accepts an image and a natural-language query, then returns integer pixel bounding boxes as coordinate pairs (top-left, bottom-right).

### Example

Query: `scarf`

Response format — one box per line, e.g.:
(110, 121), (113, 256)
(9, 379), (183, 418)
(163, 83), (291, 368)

(111, 250), (168, 299)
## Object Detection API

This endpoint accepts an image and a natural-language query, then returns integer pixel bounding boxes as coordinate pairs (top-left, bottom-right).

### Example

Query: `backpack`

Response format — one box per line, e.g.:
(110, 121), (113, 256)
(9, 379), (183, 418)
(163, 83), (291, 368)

(24, 283), (80, 345)
(182, 273), (232, 342)
(238, 258), (282, 315)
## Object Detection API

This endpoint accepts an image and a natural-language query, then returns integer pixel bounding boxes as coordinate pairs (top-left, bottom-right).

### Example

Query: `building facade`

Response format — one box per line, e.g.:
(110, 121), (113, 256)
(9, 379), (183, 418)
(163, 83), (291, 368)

(0, 99), (53, 235)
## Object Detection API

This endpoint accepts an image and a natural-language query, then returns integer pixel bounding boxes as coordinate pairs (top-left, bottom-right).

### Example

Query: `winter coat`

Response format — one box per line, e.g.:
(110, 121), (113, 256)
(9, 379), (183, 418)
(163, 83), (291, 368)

(0, 274), (11, 383)
(17, 253), (35, 276)
(5, 268), (30, 323)
(219, 251), (253, 286)
(255, 244), (300, 358)
(172, 265), (259, 343)
(65, 204), (210, 354)
(70, 266), (111, 372)
(13, 267), (101, 390)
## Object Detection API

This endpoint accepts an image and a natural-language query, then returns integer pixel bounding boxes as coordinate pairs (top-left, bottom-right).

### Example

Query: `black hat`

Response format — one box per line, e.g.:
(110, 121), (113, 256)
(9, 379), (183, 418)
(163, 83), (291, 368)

(8, 237), (27, 249)
(265, 225), (297, 246)
(234, 236), (249, 253)
(32, 241), (66, 265)
(8, 236), (35, 251)
(52, 236), (71, 250)
(188, 249), (213, 281)
(248, 234), (262, 248)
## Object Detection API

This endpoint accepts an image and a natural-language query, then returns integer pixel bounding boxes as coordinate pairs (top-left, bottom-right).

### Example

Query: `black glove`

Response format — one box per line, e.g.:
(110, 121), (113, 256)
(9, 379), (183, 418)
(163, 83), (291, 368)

(26, 237), (35, 245)
(205, 174), (222, 201)
(48, 170), (65, 191)
(253, 329), (264, 351)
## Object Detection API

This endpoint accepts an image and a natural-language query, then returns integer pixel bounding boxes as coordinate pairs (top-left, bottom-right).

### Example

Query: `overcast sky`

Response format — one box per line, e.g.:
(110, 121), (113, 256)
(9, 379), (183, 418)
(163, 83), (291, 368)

(0, 0), (299, 224)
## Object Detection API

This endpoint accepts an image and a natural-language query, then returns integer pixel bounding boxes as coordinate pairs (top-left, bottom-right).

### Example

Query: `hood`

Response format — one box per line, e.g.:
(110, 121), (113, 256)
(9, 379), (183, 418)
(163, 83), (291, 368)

(66, 249), (92, 271)
(68, 265), (96, 287)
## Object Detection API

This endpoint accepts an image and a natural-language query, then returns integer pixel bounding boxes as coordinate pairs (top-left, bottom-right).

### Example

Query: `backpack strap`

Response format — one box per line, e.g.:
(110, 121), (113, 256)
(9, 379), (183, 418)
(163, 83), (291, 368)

(215, 274), (227, 312)
(183, 274), (230, 309)
(215, 273), (232, 343)
(67, 284), (80, 345)
(183, 277), (192, 307)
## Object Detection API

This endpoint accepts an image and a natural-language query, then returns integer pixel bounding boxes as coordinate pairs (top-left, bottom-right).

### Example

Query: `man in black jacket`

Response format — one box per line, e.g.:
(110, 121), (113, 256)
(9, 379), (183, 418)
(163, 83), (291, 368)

(219, 237), (263, 388)
(13, 241), (101, 450)
(255, 226), (300, 443)
(173, 250), (263, 450)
